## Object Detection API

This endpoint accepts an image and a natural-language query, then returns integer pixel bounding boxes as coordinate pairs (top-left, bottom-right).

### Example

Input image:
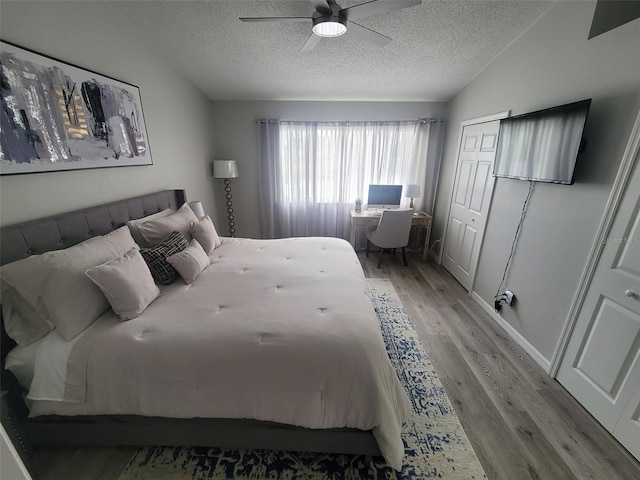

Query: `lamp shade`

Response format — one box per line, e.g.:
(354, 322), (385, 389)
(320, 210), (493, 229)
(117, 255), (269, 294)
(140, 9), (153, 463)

(403, 184), (421, 198)
(213, 160), (238, 179)
(188, 201), (205, 219)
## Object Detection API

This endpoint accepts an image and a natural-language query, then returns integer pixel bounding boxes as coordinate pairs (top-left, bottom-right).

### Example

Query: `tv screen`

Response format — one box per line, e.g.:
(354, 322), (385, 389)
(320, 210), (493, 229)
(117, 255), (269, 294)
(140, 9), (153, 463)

(367, 184), (403, 209)
(493, 99), (591, 185)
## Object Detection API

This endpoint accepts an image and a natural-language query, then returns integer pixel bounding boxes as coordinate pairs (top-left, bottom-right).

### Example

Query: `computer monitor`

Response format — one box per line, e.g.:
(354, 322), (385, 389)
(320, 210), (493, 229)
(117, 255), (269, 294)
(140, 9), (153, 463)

(367, 184), (403, 209)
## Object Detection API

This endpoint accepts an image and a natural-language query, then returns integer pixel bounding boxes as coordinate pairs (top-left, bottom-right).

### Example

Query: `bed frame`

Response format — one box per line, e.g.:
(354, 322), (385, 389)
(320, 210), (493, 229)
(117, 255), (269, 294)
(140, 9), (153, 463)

(0, 189), (380, 459)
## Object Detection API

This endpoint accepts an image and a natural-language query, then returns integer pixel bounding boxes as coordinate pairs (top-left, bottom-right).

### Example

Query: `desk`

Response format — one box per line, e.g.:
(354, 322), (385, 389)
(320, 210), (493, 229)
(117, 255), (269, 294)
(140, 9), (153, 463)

(349, 210), (433, 262)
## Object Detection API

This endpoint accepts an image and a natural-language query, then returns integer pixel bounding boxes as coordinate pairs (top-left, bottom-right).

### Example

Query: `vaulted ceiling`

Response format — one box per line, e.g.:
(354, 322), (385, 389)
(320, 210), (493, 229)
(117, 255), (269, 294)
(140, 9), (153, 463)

(110, 0), (553, 101)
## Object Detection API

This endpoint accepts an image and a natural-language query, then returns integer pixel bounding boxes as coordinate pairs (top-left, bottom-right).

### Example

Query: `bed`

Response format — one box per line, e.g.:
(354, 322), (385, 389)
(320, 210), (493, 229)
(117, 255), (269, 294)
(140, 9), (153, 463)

(0, 189), (411, 470)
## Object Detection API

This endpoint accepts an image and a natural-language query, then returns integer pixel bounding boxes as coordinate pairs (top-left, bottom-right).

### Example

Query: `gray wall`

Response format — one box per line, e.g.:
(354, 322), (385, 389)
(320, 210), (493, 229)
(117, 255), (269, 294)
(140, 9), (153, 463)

(433, 0), (640, 363)
(210, 101), (448, 238)
(0, 1), (217, 226)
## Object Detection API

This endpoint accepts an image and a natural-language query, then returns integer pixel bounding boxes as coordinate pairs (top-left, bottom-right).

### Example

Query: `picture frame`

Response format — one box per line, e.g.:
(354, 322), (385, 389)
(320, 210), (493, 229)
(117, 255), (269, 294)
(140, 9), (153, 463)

(0, 40), (153, 175)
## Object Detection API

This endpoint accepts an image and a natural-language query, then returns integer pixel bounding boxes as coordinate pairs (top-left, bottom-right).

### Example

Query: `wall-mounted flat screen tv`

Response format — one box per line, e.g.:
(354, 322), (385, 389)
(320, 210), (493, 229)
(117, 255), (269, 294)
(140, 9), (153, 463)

(493, 99), (591, 185)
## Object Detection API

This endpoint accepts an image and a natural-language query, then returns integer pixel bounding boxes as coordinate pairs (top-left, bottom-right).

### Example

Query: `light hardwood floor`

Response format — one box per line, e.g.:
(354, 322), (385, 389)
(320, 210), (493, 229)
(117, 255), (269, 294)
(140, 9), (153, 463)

(24, 252), (640, 480)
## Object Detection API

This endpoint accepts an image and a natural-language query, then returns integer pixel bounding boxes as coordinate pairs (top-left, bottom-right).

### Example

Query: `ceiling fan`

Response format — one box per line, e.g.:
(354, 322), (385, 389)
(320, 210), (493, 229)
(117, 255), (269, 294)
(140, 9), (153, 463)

(240, 0), (422, 52)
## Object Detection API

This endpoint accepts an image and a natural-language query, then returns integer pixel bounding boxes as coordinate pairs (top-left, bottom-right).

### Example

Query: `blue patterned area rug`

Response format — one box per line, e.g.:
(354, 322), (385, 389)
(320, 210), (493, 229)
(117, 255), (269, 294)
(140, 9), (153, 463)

(118, 278), (486, 480)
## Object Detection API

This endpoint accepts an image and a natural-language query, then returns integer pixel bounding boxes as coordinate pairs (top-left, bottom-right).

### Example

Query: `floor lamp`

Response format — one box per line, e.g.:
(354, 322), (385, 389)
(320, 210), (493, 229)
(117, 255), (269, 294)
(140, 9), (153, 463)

(213, 160), (239, 237)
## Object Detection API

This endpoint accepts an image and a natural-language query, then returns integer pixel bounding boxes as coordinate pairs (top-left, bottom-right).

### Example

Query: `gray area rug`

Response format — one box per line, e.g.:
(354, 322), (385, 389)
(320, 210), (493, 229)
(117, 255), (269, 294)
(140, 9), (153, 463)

(119, 278), (486, 479)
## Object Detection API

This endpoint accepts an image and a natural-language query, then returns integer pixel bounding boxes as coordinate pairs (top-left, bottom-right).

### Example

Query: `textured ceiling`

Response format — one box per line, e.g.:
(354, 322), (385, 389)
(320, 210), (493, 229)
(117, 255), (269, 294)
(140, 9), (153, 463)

(109, 0), (553, 101)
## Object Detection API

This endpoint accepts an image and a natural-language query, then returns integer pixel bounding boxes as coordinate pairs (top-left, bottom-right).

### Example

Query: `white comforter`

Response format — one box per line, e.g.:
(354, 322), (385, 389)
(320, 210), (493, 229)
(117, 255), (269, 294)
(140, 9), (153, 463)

(27, 237), (411, 469)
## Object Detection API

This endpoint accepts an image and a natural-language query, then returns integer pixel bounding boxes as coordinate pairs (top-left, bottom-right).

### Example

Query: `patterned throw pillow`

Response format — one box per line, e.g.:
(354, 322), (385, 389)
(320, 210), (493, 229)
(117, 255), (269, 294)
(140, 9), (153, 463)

(140, 231), (189, 285)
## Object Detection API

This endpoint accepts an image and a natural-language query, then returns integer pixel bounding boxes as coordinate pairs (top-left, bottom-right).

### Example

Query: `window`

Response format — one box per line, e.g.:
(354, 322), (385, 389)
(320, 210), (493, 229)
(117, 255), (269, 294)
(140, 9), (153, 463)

(258, 118), (436, 239)
(278, 121), (424, 205)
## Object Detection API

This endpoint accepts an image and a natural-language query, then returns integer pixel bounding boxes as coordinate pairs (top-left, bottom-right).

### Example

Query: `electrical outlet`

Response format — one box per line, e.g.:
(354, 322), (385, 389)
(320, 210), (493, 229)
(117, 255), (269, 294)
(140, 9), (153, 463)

(504, 290), (514, 306)
(494, 290), (515, 312)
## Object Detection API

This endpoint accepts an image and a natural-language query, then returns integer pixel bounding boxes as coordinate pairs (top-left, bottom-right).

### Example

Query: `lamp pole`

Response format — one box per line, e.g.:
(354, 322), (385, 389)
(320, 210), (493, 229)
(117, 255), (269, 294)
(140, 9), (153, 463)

(224, 178), (235, 237)
(213, 160), (239, 237)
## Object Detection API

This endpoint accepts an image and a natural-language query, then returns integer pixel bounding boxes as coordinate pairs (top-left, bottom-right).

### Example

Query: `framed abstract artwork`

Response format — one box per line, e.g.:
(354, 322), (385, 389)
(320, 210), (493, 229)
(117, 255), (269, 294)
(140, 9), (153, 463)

(0, 40), (153, 175)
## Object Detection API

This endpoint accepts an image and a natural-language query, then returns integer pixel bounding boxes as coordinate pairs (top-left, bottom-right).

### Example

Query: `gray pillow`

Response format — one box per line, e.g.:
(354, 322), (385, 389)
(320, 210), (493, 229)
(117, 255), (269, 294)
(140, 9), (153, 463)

(190, 215), (222, 254)
(138, 203), (199, 247)
(167, 238), (211, 284)
(86, 248), (160, 320)
(126, 208), (175, 247)
(1, 226), (138, 340)
(1, 279), (54, 346)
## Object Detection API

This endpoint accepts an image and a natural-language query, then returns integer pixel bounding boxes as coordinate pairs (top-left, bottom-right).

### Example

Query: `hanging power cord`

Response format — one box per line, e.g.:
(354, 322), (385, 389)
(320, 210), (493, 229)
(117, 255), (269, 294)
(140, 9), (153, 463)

(495, 180), (535, 312)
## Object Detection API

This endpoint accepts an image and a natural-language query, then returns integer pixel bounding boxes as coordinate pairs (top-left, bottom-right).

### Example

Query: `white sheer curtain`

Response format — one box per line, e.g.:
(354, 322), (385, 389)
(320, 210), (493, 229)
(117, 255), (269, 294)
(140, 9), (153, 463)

(258, 119), (440, 240)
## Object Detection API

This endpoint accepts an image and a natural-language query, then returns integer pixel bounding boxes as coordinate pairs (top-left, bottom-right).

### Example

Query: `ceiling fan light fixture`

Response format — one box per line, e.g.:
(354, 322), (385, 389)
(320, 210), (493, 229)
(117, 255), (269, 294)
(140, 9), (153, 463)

(312, 16), (347, 37)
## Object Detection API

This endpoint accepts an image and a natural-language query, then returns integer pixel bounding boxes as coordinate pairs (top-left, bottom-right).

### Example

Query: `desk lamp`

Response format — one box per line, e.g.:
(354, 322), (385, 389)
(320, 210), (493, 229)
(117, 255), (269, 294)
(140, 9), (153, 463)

(403, 184), (420, 209)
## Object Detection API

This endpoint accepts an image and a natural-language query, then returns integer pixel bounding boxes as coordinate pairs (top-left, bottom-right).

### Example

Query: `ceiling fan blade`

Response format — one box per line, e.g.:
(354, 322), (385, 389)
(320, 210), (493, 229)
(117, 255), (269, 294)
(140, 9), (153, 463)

(239, 17), (312, 23)
(347, 22), (392, 47)
(309, 0), (332, 14)
(341, 0), (422, 21)
(300, 33), (322, 52)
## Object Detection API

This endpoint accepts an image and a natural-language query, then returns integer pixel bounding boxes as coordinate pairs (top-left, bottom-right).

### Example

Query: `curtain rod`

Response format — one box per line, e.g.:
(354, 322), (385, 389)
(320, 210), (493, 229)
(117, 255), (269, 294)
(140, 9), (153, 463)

(253, 118), (443, 124)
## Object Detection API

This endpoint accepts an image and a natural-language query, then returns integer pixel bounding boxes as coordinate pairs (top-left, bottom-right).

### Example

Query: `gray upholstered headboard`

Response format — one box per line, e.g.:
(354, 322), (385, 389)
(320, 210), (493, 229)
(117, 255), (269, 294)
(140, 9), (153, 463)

(0, 189), (187, 266)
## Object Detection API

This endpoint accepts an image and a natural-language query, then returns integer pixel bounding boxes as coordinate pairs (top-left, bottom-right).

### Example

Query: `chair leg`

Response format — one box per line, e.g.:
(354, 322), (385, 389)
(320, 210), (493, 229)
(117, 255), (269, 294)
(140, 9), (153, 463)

(402, 247), (408, 266)
(365, 239), (370, 257)
(377, 248), (384, 268)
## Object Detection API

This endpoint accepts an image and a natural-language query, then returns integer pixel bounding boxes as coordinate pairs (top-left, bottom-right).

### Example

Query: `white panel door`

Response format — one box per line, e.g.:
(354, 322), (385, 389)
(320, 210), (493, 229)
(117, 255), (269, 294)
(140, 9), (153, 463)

(557, 147), (640, 460)
(443, 121), (500, 290)
(615, 377), (640, 458)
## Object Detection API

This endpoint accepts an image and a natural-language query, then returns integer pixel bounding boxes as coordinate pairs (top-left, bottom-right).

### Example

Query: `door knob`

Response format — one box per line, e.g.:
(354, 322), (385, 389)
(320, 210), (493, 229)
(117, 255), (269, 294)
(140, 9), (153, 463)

(625, 290), (637, 298)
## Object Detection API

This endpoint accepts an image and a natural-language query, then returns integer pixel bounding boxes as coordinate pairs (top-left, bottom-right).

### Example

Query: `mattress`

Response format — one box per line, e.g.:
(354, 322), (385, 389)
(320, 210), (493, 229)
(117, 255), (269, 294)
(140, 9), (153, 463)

(24, 237), (411, 469)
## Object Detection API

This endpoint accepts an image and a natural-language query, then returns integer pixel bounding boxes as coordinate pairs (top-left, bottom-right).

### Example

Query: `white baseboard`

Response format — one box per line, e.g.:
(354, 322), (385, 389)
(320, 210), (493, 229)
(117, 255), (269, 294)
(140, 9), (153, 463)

(470, 291), (551, 373)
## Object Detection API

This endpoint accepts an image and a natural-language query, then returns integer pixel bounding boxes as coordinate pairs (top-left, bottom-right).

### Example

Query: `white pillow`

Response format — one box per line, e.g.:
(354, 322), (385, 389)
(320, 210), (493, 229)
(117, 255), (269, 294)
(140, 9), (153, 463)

(86, 248), (160, 320)
(126, 208), (175, 247)
(190, 215), (222, 254)
(138, 203), (199, 247)
(1, 226), (138, 340)
(1, 279), (54, 346)
(5, 337), (45, 390)
(167, 239), (210, 284)
(1, 300), (52, 347)
(0, 255), (51, 319)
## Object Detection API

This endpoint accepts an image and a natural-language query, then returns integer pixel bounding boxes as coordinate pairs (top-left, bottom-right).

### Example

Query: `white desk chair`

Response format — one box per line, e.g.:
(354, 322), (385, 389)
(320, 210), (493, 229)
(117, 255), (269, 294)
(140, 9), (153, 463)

(366, 209), (414, 268)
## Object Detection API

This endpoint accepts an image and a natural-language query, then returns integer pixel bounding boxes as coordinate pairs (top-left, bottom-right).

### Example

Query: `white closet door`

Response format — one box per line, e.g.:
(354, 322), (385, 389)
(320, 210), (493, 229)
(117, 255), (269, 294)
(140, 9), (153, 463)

(442, 120), (500, 290)
(557, 136), (640, 461)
